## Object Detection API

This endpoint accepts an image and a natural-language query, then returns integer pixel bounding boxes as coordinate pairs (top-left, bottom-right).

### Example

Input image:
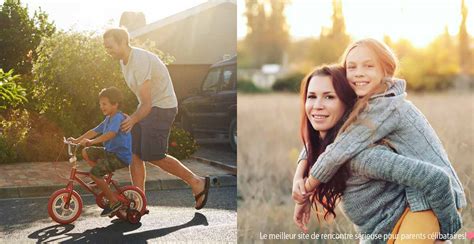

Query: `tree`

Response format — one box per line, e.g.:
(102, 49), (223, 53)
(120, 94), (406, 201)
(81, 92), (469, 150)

(311, 0), (350, 65)
(459, 0), (472, 75)
(0, 0), (56, 75)
(119, 11), (146, 31)
(244, 0), (268, 67)
(393, 30), (459, 91)
(244, 0), (290, 67)
(266, 0), (290, 64)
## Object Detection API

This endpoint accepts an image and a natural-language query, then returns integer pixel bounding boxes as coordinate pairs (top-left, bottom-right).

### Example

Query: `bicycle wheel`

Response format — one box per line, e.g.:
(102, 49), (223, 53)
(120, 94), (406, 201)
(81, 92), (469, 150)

(48, 189), (83, 224)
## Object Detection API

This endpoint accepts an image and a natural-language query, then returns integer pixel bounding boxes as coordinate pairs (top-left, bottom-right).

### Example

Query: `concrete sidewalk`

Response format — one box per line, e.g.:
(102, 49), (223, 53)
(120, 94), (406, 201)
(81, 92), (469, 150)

(0, 158), (236, 199)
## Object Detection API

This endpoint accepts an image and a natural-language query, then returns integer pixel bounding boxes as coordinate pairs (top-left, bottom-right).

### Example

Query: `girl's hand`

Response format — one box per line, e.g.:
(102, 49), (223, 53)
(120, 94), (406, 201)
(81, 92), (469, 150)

(292, 177), (309, 204)
(293, 201), (311, 233)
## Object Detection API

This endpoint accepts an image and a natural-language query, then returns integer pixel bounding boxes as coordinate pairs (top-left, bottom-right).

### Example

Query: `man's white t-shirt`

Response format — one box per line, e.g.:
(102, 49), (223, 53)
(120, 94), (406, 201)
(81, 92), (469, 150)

(120, 47), (178, 108)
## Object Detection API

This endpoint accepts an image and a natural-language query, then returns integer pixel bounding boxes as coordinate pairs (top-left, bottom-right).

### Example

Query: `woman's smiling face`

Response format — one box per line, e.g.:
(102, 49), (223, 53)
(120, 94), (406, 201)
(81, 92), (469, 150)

(345, 45), (385, 97)
(305, 75), (346, 139)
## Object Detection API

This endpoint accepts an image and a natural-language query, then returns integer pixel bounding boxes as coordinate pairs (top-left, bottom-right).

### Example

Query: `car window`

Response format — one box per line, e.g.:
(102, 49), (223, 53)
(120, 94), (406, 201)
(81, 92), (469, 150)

(221, 65), (236, 91)
(202, 68), (221, 93)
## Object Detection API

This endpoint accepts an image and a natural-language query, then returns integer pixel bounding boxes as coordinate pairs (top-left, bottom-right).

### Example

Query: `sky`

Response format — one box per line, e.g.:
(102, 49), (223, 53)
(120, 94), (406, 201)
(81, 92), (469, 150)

(17, 0), (208, 34)
(237, 0), (474, 47)
(8, 0), (474, 48)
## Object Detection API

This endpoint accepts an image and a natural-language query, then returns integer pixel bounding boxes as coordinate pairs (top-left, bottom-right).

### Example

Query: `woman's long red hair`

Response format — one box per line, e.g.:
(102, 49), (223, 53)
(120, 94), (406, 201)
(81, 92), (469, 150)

(299, 64), (357, 220)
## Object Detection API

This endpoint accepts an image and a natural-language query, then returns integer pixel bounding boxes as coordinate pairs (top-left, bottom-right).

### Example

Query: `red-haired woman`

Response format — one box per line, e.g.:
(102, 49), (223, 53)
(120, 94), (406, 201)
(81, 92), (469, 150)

(293, 61), (463, 243)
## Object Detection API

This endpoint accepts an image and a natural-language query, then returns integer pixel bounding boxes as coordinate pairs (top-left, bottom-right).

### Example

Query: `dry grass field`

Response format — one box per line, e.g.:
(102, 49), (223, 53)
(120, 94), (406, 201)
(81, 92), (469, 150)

(237, 92), (474, 243)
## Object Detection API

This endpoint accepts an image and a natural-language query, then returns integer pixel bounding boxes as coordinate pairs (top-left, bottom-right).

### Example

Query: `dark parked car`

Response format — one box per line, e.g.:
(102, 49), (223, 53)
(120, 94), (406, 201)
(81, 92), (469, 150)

(179, 56), (237, 151)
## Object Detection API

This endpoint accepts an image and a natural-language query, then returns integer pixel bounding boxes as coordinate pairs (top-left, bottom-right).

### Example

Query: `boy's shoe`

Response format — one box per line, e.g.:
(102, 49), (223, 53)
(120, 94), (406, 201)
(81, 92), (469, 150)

(100, 201), (123, 217)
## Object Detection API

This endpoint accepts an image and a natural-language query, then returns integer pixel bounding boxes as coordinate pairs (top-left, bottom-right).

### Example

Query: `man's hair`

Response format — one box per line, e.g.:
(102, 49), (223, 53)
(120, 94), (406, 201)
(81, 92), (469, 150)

(99, 87), (123, 106)
(103, 27), (130, 46)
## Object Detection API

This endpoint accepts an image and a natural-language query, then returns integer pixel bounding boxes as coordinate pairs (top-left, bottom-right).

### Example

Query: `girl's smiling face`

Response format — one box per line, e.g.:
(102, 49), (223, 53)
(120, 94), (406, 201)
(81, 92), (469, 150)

(345, 45), (385, 97)
(305, 75), (346, 139)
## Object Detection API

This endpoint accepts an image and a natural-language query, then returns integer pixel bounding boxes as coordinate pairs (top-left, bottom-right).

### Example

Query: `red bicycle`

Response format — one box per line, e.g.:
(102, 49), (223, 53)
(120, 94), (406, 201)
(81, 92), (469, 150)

(47, 138), (148, 224)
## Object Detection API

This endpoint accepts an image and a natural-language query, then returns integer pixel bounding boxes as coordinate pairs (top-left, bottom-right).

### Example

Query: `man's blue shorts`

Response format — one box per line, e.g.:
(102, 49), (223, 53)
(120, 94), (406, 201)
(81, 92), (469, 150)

(131, 107), (177, 161)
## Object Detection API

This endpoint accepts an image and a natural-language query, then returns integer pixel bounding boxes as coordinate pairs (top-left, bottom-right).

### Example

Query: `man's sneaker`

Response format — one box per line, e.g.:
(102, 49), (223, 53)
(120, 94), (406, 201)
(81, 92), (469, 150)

(100, 201), (123, 217)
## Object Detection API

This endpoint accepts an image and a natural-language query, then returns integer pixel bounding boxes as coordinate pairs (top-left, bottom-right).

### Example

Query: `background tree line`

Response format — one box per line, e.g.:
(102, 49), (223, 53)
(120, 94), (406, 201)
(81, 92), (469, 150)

(238, 0), (474, 93)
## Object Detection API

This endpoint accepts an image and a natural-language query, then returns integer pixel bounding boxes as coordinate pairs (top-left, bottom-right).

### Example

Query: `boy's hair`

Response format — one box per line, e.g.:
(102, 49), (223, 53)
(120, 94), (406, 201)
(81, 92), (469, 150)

(103, 27), (130, 46)
(99, 87), (123, 106)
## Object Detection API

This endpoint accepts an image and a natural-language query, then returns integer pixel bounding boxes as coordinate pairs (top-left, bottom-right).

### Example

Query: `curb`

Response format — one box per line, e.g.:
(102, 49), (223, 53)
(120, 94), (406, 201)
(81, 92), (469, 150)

(0, 174), (236, 199)
(191, 156), (237, 175)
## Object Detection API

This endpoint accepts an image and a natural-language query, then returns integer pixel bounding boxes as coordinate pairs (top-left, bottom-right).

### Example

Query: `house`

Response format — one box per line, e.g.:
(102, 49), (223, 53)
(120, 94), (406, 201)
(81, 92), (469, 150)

(125, 0), (237, 99)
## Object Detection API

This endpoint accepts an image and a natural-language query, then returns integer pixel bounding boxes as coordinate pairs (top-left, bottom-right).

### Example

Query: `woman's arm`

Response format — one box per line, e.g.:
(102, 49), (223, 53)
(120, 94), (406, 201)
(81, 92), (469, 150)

(352, 145), (462, 237)
(292, 159), (309, 203)
(309, 96), (402, 182)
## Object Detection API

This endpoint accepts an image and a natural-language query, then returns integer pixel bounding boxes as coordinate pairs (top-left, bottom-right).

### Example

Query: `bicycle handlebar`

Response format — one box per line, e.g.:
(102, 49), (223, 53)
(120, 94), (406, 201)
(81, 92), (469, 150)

(63, 137), (79, 156)
(63, 137), (79, 146)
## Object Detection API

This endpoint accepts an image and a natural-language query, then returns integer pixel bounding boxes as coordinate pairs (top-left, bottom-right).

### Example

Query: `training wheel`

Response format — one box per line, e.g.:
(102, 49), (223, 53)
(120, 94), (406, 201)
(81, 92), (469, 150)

(127, 209), (141, 224)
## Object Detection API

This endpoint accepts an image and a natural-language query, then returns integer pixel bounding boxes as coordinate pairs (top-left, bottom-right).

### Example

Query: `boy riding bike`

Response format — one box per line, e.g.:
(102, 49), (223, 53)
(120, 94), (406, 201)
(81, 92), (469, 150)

(68, 86), (132, 217)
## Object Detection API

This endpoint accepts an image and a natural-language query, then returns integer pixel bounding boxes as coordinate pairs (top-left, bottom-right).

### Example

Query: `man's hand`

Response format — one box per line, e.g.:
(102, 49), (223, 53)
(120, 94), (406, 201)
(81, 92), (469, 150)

(122, 79), (152, 133)
(79, 138), (93, 147)
(293, 201), (311, 233)
(121, 114), (137, 133)
(292, 177), (309, 204)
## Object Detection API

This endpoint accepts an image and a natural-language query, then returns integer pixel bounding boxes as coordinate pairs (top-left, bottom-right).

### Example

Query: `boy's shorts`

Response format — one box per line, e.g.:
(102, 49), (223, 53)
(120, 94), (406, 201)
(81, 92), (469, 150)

(131, 107), (177, 161)
(84, 146), (127, 177)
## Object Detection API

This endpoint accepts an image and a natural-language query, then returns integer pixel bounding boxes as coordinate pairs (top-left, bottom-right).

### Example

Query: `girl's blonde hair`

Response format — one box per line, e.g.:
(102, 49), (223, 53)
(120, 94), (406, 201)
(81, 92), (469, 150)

(338, 38), (399, 135)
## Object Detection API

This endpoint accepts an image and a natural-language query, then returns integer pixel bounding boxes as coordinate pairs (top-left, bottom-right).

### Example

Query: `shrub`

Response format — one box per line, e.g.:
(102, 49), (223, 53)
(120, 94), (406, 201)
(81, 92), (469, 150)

(0, 69), (27, 111)
(272, 73), (305, 93)
(237, 79), (268, 93)
(0, 136), (17, 164)
(168, 126), (198, 160)
(15, 112), (65, 162)
(0, 109), (65, 164)
(0, 109), (28, 164)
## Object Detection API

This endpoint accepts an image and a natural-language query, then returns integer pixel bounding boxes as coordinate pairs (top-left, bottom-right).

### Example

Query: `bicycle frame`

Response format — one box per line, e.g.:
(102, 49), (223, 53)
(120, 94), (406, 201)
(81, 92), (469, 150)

(62, 138), (128, 209)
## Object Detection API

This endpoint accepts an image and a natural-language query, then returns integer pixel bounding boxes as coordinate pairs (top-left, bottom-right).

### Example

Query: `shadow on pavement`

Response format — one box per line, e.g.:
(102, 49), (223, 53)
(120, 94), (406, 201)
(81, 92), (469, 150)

(28, 224), (75, 243)
(123, 212), (208, 242)
(27, 213), (208, 243)
(144, 187), (237, 211)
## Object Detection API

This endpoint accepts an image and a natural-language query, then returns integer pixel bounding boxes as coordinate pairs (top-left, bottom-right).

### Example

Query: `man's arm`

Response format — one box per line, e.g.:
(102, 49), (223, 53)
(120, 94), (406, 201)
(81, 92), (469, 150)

(121, 79), (152, 132)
